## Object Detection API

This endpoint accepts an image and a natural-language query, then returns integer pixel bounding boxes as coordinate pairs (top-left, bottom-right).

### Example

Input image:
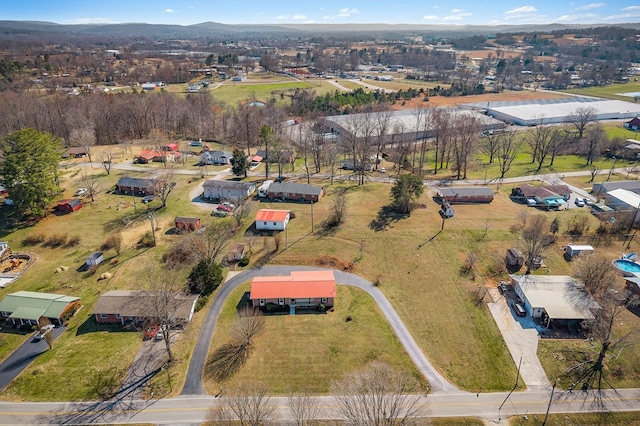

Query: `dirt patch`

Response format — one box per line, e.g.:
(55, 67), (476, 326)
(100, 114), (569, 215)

(315, 256), (354, 272)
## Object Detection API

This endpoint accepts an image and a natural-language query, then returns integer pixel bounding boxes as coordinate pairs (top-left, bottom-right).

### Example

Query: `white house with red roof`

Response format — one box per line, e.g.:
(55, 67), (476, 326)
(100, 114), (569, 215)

(250, 270), (336, 309)
(255, 209), (290, 231)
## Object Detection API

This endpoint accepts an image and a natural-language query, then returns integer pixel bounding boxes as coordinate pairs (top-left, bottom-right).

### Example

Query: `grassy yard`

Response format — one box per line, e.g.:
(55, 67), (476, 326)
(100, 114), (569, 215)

(209, 80), (319, 106)
(562, 82), (640, 102)
(509, 411), (640, 425)
(203, 284), (427, 395)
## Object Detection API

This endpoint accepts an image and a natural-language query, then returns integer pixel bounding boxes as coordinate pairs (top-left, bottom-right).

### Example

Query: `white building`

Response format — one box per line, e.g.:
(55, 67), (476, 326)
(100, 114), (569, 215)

(255, 209), (290, 231)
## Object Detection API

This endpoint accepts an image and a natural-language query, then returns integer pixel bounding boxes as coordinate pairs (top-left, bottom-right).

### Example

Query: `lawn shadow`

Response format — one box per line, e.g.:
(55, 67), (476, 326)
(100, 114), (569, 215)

(369, 205), (408, 232)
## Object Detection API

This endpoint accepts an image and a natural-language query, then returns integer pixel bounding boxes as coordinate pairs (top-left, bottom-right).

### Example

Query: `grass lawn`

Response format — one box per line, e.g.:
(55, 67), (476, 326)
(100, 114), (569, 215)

(210, 80), (319, 106)
(203, 284), (427, 395)
(562, 82), (640, 102)
(509, 412), (640, 425)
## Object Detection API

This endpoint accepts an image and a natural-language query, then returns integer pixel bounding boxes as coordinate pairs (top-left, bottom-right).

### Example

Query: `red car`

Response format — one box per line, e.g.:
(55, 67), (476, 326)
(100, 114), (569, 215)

(217, 204), (231, 212)
(144, 325), (159, 340)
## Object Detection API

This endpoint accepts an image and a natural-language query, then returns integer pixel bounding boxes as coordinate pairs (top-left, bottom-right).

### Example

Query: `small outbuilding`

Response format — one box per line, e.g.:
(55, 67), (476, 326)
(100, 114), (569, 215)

(86, 251), (104, 267)
(436, 187), (494, 204)
(56, 198), (83, 214)
(563, 244), (594, 260)
(505, 248), (525, 271)
(255, 209), (291, 231)
(174, 216), (202, 232)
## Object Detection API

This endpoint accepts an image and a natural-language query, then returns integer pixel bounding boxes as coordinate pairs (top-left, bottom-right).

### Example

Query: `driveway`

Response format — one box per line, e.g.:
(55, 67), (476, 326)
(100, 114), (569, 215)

(0, 326), (66, 392)
(487, 287), (551, 391)
(181, 265), (458, 395)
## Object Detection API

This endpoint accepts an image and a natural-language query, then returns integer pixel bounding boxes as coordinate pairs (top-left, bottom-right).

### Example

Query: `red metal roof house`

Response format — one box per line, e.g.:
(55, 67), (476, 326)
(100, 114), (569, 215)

(255, 209), (290, 231)
(250, 270), (336, 311)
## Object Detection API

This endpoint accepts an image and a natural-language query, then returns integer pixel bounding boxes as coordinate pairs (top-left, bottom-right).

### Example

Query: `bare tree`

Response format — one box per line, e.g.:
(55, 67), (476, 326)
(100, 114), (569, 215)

(451, 113), (480, 179)
(481, 131), (501, 164)
(372, 108), (395, 171)
(584, 124), (606, 166)
(206, 381), (276, 426)
(97, 150), (114, 173)
(520, 215), (550, 274)
(496, 130), (523, 179)
(155, 169), (177, 208)
(569, 106), (597, 140)
(184, 219), (236, 263)
(323, 187), (347, 229)
(527, 116), (558, 171)
(229, 196), (253, 227)
(432, 108), (453, 174)
(332, 361), (424, 426)
(78, 171), (102, 202)
(566, 254), (639, 409)
(589, 165), (601, 183)
(288, 390), (321, 426)
(68, 126), (95, 164)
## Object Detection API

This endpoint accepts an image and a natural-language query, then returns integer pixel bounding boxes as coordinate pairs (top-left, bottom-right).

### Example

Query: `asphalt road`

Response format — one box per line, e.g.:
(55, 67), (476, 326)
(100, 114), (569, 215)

(1, 388), (638, 424)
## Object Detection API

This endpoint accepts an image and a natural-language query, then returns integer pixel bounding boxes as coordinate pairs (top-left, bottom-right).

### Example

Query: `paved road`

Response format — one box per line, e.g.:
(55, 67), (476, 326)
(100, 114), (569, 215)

(182, 265), (457, 395)
(1, 388), (638, 424)
(0, 326), (66, 393)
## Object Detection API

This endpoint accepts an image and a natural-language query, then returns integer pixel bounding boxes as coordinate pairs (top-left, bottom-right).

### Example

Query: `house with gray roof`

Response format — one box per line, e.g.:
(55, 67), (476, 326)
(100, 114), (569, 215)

(200, 150), (233, 166)
(202, 179), (256, 200)
(436, 187), (494, 203)
(266, 182), (324, 203)
(592, 180), (640, 198)
(0, 291), (81, 326)
(115, 177), (164, 196)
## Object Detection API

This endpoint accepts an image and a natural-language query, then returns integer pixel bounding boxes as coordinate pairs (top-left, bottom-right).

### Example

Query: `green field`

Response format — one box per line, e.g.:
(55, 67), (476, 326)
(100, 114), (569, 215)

(562, 82), (640, 102)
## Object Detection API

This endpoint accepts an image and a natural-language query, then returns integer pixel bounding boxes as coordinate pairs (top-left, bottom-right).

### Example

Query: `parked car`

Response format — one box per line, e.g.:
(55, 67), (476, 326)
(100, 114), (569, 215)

(189, 140), (203, 147)
(585, 198), (594, 206)
(141, 195), (154, 203)
(275, 176), (286, 183)
(526, 198), (537, 206)
(34, 324), (55, 341)
(379, 167), (386, 173)
(211, 210), (227, 217)
(221, 201), (235, 209)
(144, 325), (159, 340)
(155, 325), (168, 341)
(498, 282), (511, 295)
(574, 197), (585, 207)
(74, 188), (88, 196)
(511, 302), (526, 317)
(217, 204), (231, 212)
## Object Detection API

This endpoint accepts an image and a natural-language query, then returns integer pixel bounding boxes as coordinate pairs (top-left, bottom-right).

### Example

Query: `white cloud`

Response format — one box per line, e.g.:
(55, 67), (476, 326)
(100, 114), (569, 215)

(505, 6), (537, 16)
(276, 14), (308, 20)
(556, 13), (598, 22)
(450, 8), (463, 13)
(337, 8), (359, 17)
(422, 15), (440, 21)
(163, 8), (176, 14)
(441, 10), (472, 22)
(574, 3), (605, 11)
(623, 6), (640, 11)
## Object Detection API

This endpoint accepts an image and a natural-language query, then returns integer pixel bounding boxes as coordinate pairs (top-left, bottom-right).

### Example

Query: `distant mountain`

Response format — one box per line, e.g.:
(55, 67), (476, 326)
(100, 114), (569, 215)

(0, 20), (639, 40)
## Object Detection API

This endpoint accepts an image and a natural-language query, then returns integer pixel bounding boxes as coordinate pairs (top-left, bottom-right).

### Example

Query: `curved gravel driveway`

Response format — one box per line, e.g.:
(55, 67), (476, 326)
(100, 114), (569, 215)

(181, 265), (459, 395)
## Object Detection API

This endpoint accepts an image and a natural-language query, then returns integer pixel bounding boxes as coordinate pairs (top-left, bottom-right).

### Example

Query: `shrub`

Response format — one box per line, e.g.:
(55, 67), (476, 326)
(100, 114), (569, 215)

(64, 235), (81, 248)
(137, 232), (155, 248)
(103, 233), (123, 255)
(45, 234), (67, 248)
(23, 233), (46, 245)
(194, 295), (209, 312)
(187, 259), (223, 296)
(238, 257), (250, 267)
(162, 240), (193, 268)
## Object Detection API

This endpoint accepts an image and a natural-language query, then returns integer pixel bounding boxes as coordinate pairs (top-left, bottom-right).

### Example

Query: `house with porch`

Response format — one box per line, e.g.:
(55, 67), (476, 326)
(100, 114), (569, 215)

(250, 270), (336, 311)
(200, 150), (233, 165)
(0, 291), (81, 326)
(93, 290), (199, 326)
(266, 182), (324, 203)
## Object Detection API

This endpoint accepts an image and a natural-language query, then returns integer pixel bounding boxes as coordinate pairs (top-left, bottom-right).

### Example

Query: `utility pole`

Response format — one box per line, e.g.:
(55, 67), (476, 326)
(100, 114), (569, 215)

(542, 381), (557, 426)
(310, 201), (314, 233)
(148, 211), (157, 246)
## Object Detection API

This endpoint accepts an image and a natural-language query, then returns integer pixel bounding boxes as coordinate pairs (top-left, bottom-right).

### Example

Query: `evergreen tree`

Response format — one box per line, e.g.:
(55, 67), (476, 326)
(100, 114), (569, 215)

(230, 148), (250, 178)
(390, 173), (424, 215)
(0, 128), (61, 217)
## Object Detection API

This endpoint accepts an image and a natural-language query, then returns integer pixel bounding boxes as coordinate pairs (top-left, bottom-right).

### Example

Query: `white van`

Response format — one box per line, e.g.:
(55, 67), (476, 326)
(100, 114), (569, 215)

(258, 180), (274, 198)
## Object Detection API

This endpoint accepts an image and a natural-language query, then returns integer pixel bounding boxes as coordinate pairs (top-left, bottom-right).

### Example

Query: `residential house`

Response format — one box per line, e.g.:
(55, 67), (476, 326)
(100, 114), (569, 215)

(63, 147), (88, 158)
(93, 290), (198, 326)
(86, 251), (104, 267)
(202, 180), (256, 200)
(436, 187), (494, 203)
(255, 209), (290, 231)
(512, 184), (568, 210)
(624, 117), (640, 131)
(115, 177), (164, 196)
(0, 291), (81, 326)
(341, 158), (374, 171)
(174, 216), (201, 232)
(200, 150), (233, 166)
(164, 143), (179, 152)
(56, 198), (83, 214)
(604, 188), (640, 214)
(250, 270), (336, 310)
(266, 182), (324, 203)
(135, 149), (181, 164)
(510, 275), (599, 329)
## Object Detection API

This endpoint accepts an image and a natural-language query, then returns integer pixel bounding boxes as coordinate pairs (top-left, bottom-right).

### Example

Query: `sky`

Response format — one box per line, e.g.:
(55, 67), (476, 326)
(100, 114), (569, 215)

(2, 1), (639, 26)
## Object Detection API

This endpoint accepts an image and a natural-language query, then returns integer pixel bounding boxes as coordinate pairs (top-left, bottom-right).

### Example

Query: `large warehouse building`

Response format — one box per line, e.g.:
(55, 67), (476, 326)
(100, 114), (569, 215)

(319, 108), (505, 144)
(463, 96), (640, 126)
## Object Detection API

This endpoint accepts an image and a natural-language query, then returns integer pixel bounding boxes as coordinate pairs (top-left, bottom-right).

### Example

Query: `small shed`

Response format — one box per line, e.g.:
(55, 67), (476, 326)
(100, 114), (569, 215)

(175, 216), (202, 232)
(505, 248), (525, 271)
(56, 198), (83, 214)
(86, 251), (104, 267)
(564, 244), (594, 260)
